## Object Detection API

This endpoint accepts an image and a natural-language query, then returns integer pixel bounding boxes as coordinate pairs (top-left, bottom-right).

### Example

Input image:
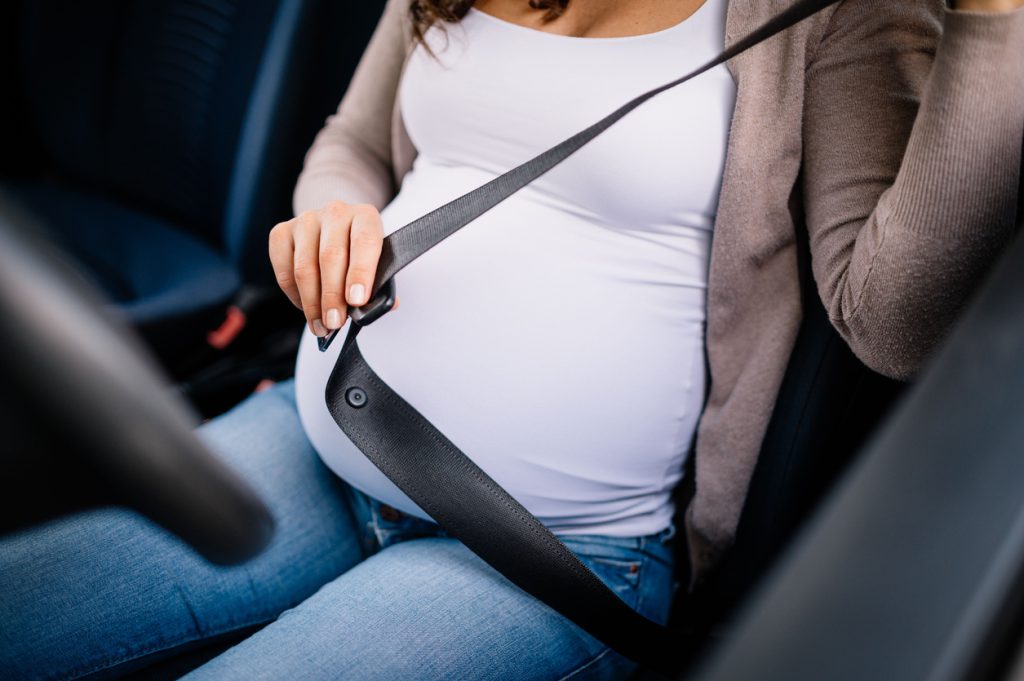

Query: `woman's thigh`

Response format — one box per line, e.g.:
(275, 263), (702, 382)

(0, 381), (364, 681)
(185, 531), (676, 681)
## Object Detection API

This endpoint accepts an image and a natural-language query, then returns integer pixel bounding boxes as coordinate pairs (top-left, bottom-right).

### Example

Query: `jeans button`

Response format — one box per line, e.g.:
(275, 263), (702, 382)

(379, 504), (401, 522)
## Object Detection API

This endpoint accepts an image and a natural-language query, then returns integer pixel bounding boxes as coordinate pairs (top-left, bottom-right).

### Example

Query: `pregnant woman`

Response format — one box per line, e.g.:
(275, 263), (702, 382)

(2, 0), (1023, 679)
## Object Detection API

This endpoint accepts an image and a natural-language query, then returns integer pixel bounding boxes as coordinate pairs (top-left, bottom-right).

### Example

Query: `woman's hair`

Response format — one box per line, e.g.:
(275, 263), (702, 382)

(410, 0), (569, 43)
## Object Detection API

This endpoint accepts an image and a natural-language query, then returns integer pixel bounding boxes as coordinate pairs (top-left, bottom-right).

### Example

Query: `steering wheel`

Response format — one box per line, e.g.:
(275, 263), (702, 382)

(0, 193), (274, 564)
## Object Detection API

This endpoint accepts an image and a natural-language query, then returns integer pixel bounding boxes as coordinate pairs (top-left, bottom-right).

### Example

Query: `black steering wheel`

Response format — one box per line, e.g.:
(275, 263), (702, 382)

(0, 193), (274, 564)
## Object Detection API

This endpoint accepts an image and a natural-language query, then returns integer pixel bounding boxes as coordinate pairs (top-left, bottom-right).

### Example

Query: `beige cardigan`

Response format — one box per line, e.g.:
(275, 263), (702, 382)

(294, 0), (1024, 584)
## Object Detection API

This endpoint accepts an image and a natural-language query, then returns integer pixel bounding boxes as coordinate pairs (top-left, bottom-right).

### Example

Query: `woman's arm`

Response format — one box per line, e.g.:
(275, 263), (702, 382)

(802, 0), (1024, 380)
(292, 0), (411, 214)
(273, 0), (410, 336)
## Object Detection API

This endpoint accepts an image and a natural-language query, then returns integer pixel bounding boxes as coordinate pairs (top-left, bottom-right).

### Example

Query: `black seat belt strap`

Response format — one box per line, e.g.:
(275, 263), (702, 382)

(322, 0), (843, 675)
(327, 327), (679, 668)
(318, 0), (842, 340)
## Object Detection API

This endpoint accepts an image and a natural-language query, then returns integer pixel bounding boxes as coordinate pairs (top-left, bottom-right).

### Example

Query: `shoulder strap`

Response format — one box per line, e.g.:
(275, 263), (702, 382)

(323, 0), (842, 675)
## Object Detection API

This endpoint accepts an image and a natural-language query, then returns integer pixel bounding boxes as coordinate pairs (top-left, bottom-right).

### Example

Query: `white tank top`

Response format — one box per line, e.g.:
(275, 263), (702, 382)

(295, 0), (735, 537)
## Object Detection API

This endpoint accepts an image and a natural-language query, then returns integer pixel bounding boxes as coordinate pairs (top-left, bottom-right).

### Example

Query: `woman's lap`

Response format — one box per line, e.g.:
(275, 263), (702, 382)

(186, 534), (672, 681)
(0, 380), (676, 681)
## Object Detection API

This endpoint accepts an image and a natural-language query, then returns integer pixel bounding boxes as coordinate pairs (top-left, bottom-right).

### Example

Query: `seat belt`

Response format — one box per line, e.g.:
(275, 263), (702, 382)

(320, 0), (842, 674)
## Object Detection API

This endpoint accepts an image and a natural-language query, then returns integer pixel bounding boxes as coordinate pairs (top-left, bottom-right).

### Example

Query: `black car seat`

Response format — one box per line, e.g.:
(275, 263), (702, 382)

(0, 0), (383, 364)
(662, 206), (907, 673)
(680, 279), (904, 631)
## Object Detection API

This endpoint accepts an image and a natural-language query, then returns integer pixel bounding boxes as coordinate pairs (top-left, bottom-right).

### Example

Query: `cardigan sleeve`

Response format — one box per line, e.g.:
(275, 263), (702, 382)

(292, 0), (410, 215)
(801, 0), (1024, 380)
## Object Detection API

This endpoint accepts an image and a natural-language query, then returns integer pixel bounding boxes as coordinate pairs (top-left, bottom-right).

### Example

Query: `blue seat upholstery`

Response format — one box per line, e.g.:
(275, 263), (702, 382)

(1, 0), (384, 363)
(12, 184), (240, 324)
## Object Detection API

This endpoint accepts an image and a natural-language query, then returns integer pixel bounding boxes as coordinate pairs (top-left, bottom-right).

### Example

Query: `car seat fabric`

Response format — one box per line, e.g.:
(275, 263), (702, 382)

(11, 183), (239, 322)
(666, 215), (906, 666)
(2, 0), (386, 361)
(16, 1), (279, 244)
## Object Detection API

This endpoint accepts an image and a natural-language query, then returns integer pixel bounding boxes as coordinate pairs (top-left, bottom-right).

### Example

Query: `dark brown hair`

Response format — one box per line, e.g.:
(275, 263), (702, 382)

(409, 0), (569, 43)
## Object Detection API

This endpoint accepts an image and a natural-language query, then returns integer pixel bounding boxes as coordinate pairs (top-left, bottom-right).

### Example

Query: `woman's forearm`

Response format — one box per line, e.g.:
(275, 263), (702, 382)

(801, 3), (1024, 379)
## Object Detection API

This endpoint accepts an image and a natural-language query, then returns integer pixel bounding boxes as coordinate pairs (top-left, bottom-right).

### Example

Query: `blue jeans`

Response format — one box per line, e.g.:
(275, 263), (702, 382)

(0, 380), (677, 680)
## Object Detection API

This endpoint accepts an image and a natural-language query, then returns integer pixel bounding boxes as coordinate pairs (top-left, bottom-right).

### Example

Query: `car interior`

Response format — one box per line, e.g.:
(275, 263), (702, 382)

(1, 1), (1023, 679)
(0, 0), (384, 413)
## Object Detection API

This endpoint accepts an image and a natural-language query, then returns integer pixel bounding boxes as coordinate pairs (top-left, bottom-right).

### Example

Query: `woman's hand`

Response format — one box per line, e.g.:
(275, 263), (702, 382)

(269, 201), (392, 337)
(954, 0), (1024, 11)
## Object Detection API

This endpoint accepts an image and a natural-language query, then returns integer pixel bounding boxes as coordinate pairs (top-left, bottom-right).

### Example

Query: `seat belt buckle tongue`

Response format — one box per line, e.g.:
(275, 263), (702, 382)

(317, 279), (396, 352)
(350, 278), (397, 328)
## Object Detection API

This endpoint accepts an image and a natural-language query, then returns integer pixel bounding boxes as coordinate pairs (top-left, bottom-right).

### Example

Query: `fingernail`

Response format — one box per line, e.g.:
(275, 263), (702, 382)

(349, 283), (367, 306)
(311, 319), (328, 337)
(325, 308), (341, 329)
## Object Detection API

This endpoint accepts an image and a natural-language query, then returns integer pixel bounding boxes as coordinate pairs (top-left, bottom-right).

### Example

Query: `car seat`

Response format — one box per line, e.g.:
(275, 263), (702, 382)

(657, 209), (907, 676)
(0, 0), (384, 364)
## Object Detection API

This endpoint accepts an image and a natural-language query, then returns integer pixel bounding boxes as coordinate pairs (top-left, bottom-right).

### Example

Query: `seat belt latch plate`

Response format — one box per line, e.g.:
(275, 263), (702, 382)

(318, 279), (397, 352)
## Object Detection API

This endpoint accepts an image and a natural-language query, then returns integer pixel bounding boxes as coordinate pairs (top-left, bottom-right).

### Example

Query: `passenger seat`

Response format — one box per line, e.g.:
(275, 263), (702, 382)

(0, 0), (384, 364)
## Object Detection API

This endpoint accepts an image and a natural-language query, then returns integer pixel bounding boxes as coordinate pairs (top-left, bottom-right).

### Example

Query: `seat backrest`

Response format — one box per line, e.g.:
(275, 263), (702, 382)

(715, 291), (903, 602)
(6, 0), (383, 281)
(14, 1), (283, 242)
(215, 0), (385, 283)
(674, 223), (905, 643)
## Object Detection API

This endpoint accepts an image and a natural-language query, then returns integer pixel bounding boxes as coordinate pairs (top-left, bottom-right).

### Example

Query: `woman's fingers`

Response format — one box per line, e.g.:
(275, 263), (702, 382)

(268, 201), (393, 337)
(291, 213), (326, 336)
(345, 205), (384, 308)
(319, 203), (352, 330)
(269, 221), (302, 310)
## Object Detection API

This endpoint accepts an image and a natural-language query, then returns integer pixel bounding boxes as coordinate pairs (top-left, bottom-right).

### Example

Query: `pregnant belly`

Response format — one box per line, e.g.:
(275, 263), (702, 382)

(293, 167), (709, 535)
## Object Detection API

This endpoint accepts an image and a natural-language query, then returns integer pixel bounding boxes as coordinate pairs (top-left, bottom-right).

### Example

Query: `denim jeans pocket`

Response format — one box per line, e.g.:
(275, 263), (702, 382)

(579, 555), (643, 598)
(560, 527), (676, 615)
